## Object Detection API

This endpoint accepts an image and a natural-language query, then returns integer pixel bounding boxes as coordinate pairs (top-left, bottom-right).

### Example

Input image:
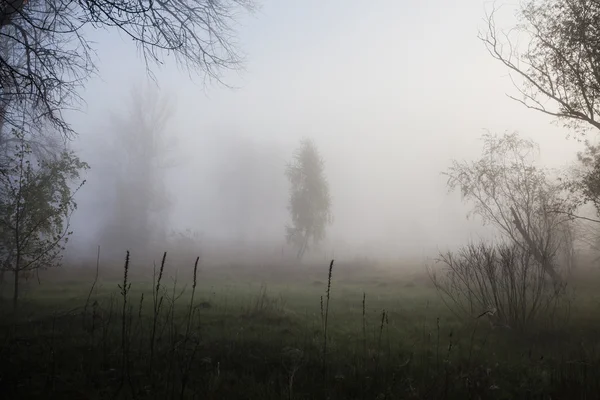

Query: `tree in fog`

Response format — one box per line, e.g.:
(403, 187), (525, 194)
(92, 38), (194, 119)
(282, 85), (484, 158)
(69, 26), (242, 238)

(559, 142), (600, 260)
(285, 139), (332, 260)
(0, 0), (256, 138)
(484, 1), (600, 256)
(436, 132), (575, 330)
(99, 85), (175, 257)
(482, 0), (600, 136)
(212, 137), (287, 244)
(445, 132), (574, 285)
(567, 144), (600, 215)
(0, 130), (88, 309)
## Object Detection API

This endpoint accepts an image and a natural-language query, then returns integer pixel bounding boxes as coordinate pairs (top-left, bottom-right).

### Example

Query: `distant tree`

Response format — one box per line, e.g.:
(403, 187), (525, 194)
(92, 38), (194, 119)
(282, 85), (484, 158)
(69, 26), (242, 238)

(481, 0), (600, 136)
(212, 137), (288, 244)
(0, 0), (256, 138)
(285, 139), (332, 260)
(99, 84), (175, 258)
(445, 132), (575, 286)
(0, 129), (88, 309)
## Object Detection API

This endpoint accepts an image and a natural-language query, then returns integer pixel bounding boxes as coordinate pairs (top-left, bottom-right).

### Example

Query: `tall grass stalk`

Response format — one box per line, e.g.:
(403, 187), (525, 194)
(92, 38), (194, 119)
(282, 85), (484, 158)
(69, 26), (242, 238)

(320, 295), (324, 331)
(82, 245), (100, 326)
(149, 252), (167, 375)
(185, 256), (200, 337)
(362, 292), (367, 366)
(180, 256), (200, 400)
(436, 317), (440, 374)
(322, 259), (334, 369)
(116, 251), (132, 397)
(166, 273), (184, 399)
(375, 309), (386, 376)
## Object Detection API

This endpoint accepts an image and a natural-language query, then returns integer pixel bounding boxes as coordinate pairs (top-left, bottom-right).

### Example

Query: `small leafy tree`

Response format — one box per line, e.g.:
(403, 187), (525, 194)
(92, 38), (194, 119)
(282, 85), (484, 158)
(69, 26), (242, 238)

(0, 130), (88, 309)
(285, 139), (332, 260)
(444, 132), (574, 286)
(434, 132), (575, 331)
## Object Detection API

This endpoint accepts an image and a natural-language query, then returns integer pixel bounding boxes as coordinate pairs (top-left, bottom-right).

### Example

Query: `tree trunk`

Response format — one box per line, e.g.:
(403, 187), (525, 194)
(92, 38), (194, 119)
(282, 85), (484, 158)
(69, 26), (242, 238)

(510, 207), (562, 286)
(0, 268), (4, 299)
(13, 268), (18, 311)
(296, 233), (309, 260)
(13, 248), (20, 311)
(296, 242), (305, 260)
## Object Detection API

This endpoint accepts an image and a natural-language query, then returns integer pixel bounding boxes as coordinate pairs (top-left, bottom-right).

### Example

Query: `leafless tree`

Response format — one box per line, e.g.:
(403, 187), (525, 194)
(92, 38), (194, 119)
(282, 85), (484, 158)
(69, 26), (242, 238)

(0, 0), (256, 138)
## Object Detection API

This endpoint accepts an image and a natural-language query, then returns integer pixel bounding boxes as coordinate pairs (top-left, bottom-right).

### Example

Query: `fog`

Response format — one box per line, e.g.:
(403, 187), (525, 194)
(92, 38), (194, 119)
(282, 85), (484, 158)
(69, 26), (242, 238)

(63, 0), (585, 264)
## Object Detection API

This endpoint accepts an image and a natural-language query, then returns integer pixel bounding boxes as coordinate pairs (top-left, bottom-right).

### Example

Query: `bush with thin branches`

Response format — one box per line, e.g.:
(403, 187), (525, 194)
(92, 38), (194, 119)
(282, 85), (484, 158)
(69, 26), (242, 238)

(430, 241), (570, 332)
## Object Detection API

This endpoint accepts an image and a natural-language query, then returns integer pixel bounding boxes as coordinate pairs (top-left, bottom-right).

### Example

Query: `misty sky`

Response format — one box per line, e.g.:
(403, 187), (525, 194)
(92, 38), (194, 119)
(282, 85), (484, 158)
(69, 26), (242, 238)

(65, 0), (588, 260)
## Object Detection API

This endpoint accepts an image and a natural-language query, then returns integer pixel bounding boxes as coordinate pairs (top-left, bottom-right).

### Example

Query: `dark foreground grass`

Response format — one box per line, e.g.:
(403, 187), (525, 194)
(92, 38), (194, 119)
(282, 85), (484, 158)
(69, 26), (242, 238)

(1, 256), (600, 399)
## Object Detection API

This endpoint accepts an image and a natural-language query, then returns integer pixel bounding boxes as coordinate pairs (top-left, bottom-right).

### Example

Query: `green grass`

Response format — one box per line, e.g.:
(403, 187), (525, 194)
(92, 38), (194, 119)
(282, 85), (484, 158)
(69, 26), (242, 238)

(1, 257), (600, 399)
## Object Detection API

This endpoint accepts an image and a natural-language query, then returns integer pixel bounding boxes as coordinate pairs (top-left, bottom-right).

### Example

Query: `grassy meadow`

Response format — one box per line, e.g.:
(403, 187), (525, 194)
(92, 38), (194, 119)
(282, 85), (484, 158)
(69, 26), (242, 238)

(1, 255), (600, 399)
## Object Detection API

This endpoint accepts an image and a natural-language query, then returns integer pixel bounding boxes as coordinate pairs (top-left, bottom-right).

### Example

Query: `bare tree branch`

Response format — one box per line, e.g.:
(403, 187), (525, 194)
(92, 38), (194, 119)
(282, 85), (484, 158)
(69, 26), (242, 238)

(480, 1), (600, 135)
(0, 0), (256, 138)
